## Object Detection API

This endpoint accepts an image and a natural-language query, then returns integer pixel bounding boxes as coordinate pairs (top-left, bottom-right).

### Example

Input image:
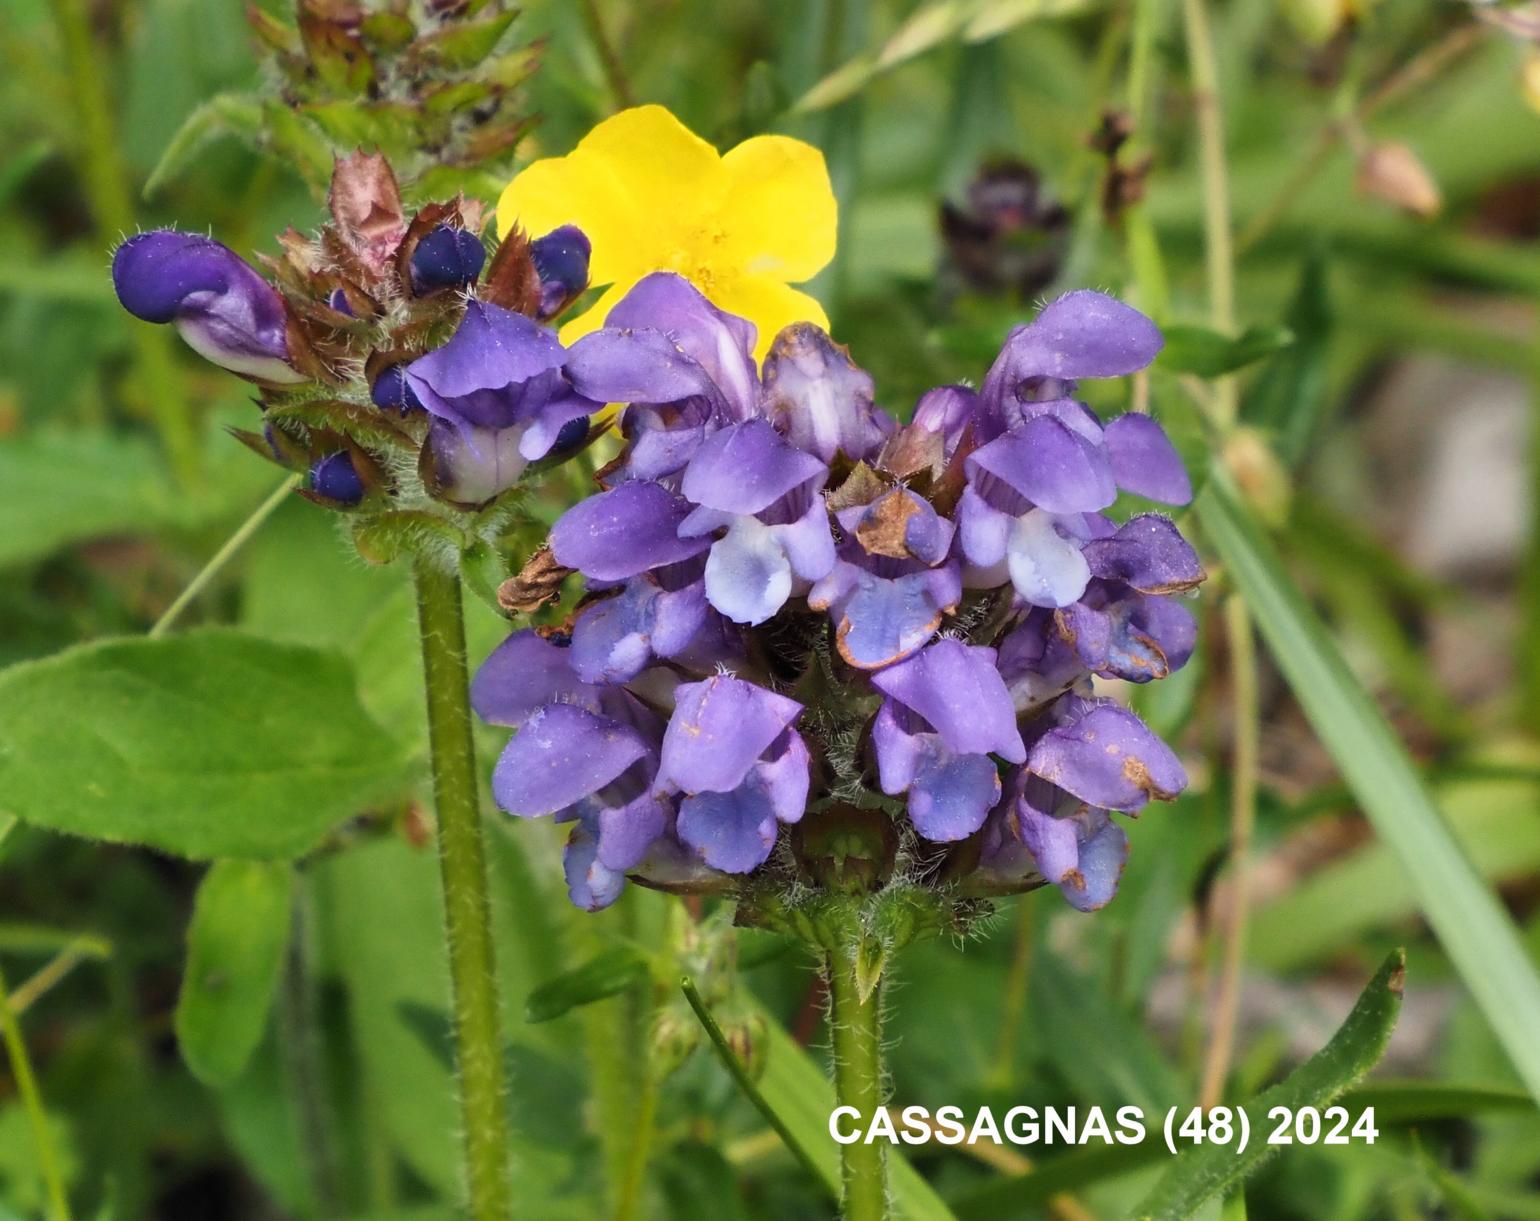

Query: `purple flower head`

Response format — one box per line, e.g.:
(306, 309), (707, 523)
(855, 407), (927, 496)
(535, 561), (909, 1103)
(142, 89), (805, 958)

(112, 231), (303, 384)
(566, 273), (758, 481)
(410, 224), (486, 293)
(309, 451), (365, 505)
(869, 640), (1025, 842)
(656, 674), (809, 873)
(761, 323), (892, 465)
(473, 286), (1202, 914)
(530, 225), (591, 320)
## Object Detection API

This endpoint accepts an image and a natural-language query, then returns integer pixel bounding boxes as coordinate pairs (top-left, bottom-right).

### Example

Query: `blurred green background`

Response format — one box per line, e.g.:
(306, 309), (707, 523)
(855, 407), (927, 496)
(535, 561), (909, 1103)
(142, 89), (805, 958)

(4, 0), (1540, 1218)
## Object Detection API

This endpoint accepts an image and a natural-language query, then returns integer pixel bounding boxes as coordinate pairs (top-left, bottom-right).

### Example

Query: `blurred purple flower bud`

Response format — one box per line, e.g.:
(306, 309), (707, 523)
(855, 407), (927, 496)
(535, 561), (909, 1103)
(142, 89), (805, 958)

(112, 231), (303, 384)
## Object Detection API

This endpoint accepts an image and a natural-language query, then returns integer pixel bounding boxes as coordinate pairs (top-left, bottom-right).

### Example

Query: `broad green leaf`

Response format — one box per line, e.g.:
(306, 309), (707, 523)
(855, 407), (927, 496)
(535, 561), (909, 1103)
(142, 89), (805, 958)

(1156, 323), (1294, 378)
(757, 1009), (959, 1221)
(1132, 951), (1406, 1219)
(525, 947), (648, 1023)
(175, 860), (294, 1085)
(1199, 472), (1540, 1103)
(0, 630), (414, 860)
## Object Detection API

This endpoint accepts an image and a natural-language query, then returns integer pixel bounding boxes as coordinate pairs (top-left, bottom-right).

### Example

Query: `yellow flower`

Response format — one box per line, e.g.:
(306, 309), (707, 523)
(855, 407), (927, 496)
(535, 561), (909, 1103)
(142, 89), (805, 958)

(497, 105), (836, 361)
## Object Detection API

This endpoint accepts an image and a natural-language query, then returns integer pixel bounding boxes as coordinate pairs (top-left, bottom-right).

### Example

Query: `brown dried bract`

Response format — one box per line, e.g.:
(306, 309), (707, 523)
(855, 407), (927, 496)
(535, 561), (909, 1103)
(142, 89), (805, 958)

(854, 490), (924, 560)
(825, 462), (889, 513)
(497, 545), (572, 615)
(482, 223), (545, 316)
(328, 152), (407, 281)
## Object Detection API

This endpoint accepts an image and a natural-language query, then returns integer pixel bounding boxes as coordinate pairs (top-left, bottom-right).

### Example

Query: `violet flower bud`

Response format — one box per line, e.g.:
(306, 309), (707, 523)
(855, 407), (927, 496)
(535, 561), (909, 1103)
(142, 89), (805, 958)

(410, 225), (486, 293)
(531, 225), (591, 320)
(309, 452), (364, 505)
(112, 230), (304, 384)
(370, 364), (424, 414)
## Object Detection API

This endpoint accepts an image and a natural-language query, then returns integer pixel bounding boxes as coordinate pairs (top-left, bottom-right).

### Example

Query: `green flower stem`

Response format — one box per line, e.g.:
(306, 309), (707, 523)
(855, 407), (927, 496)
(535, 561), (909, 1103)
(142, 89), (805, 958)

(827, 945), (887, 1221)
(413, 557), (514, 1221)
(0, 961), (72, 1221)
(49, 0), (200, 490)
(150, 475), (299, 638)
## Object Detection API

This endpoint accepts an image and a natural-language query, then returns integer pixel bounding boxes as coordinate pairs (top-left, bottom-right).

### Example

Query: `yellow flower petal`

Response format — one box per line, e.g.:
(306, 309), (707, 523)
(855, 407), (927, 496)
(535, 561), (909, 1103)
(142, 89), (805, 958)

(708, 276), (830, 363)
(719, 135), (837, 283)
(498, 106), (724, 285)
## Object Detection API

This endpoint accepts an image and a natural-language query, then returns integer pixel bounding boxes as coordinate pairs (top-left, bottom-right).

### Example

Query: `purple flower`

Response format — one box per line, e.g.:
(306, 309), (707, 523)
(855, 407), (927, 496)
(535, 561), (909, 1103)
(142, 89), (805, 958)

(760, 323), (892, 465)
(870, 640), (1025, 842)
(471, 285), (1203, 914)
(566, 273), (759, 481)
(678, 420), (836, 624)
(810, 488), (962, 669)
(1003, 769), (1129, 911)
(410, 224), (486, 293)
(1028, 697), (1187, 812)
(406, 301), (597, 501)
(656, 674), (809, 873)
(112, 231), (303, 384)
(472, 631), (671, 911)
(979, 290), (1163, 437)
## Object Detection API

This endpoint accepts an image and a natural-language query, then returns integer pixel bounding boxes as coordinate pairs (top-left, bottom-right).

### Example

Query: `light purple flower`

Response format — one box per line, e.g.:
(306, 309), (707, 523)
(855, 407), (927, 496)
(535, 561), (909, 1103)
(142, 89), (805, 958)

(565, 273), (758, 481)
(810, 488), (961, 669)
(1006, 769), (1129, 912)
(1028, 697), (1187, 812)
(760, 323), (892, 464)
(677, 420), (836, 625)
(112, 231), (303, 384)
(656, 674), (809, 873)
(870, 640), (1025, 841)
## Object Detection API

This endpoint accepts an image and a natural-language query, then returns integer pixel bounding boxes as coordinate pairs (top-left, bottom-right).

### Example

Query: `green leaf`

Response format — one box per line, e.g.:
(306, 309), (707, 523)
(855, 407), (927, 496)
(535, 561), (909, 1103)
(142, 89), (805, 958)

(1342, 1080), (1536, 1123)
(790, 0), (1097, 113)
(1156, 323), (1295, 377)
(0, 630), (413, 860)
(0, 430), (264, 569)
(175, 860), (294, 1085)
(756, 1009), (959, 1221)
(525, 948), (648, 1023)
(142, 93), (263, 199)
(1132, 951), (1406, 1220)
(1241, 253), (1332, 465)
(1198, 472), (1540, 1103)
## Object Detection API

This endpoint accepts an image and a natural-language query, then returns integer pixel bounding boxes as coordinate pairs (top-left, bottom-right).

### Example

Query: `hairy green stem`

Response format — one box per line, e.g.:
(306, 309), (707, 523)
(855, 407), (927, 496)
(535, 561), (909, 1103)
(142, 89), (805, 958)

(413, 558), (514, 1221)
(827, 946), (886, 1221)
(50, 0), (200, 489)
(0, 962), (72, 1221)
